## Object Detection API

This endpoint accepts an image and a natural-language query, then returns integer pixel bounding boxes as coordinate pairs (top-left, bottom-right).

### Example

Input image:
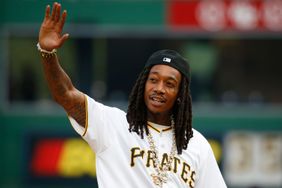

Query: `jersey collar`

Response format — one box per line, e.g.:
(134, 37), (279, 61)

(147, 121), (172, 133)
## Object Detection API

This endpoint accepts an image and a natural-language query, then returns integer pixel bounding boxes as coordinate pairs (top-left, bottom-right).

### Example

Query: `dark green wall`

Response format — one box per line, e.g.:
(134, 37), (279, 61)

(1, 0), (164, 25)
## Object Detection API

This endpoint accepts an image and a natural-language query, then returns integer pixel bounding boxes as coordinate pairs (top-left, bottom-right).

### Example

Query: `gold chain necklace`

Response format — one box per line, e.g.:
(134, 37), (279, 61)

(147, 117), (177, 187)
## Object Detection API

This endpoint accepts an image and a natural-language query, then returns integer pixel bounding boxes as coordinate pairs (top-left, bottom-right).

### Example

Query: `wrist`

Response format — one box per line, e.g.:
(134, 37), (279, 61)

(37, 43), (57, 59)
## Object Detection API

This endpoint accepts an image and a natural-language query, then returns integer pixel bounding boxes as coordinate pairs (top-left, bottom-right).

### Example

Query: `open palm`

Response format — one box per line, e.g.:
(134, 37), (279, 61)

(39, 2), (69, 51)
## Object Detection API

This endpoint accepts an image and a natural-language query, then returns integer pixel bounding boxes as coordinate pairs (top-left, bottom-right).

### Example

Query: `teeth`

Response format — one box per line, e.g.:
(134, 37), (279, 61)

(152, 97), (164, 103)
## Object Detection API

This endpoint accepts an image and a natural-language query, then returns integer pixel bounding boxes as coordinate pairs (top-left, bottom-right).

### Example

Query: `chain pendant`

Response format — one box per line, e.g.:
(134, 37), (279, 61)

(160, 172), (168, 183)
(147, 115), (176, 188)
(151, 173), (163, 187)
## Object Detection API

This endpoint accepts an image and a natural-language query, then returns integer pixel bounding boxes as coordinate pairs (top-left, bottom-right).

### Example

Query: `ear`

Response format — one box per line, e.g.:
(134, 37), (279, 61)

(177, 97), (181, 104)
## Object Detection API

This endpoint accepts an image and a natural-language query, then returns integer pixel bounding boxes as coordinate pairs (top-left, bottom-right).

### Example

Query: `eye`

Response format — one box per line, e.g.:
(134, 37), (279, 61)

(148, 77), (157, 83)
(166, 81), (176, 88)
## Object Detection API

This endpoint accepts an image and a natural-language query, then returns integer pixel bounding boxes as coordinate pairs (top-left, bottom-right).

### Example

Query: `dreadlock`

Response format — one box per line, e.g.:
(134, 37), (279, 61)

(127, 66), (193, 155)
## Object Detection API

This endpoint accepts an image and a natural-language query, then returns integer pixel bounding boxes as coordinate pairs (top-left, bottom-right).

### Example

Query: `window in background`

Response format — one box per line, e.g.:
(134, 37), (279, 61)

(8, 37), (77, 104)
(5, 37), (282, 109)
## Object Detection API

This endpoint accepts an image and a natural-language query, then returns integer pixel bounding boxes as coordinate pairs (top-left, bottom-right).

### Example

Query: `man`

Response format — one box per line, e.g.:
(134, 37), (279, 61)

(38, 2), (227, 188)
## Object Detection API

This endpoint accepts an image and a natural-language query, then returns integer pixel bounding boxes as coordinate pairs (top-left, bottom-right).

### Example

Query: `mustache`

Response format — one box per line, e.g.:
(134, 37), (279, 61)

(149, 93), (166, 101)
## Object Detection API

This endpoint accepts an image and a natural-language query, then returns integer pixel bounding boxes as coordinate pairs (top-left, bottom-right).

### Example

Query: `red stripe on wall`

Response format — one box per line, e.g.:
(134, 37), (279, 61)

(167, 0), (282, 32)
(167, 1), (199, 28)
(30, 139), (65, 176)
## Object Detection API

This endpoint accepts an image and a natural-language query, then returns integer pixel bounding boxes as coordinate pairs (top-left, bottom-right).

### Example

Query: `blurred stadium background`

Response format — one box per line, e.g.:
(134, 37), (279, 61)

(0, 0), (282, 188)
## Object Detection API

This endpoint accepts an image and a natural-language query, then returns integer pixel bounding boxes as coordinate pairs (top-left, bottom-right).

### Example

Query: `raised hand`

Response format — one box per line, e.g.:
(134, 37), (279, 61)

(39, 2), (69, 51)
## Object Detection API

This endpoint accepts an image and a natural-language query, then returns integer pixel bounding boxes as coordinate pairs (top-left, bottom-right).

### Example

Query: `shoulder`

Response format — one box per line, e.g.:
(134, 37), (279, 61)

(191, 128), (209, 145)
(86, 95), (126, 116)
(188, 128), (212, 154)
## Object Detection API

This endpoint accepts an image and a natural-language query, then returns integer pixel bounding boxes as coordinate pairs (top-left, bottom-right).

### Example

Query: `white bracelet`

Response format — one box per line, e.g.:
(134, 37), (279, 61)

(37, 43), (57, 59)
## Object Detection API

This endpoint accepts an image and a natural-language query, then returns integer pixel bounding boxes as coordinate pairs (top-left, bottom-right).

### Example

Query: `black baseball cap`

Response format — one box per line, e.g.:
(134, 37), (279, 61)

(144, 49), (190, 80)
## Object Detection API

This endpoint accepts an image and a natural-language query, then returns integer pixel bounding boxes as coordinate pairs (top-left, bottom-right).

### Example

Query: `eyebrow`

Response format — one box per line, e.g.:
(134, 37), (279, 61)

(149, 71), (179, 82)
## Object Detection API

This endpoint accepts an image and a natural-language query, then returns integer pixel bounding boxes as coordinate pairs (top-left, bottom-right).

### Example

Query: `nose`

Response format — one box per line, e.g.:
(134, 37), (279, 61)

(154, 82), (165, 94)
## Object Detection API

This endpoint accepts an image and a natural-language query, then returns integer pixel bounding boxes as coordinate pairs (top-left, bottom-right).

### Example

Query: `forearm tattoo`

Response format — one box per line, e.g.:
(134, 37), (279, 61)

(67, 99), (86, 128)
(43, 56), (86, 128)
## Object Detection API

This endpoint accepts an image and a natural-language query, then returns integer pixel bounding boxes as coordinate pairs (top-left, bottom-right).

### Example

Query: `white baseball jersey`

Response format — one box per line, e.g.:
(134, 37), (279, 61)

(68, 95), (227, 188)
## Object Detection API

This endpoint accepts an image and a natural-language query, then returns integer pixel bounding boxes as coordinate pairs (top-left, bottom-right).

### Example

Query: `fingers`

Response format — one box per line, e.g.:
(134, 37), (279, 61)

(62, 33), (69, 41)
(45, 5), (50, 20)
(54, 3), (61, 22)
(58, 33), (70, 47)
(59, 10), (67, 30)
(50, 2), (57, 21)
(48, 2), (66, 28)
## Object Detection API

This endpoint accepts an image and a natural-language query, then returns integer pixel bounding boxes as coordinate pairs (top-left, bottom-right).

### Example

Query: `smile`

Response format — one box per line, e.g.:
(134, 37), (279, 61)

(150, 96), (165, 104)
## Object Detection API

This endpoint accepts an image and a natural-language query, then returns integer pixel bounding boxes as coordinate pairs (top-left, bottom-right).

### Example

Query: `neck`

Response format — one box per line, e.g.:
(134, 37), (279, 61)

(147, 112), (172, 126)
